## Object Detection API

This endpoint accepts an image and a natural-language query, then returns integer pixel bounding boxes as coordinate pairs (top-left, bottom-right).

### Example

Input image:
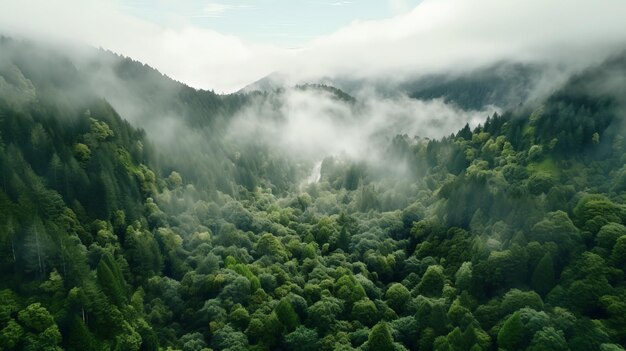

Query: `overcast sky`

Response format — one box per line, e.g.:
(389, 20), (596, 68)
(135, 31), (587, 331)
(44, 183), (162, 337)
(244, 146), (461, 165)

(1, 0), (626, 93)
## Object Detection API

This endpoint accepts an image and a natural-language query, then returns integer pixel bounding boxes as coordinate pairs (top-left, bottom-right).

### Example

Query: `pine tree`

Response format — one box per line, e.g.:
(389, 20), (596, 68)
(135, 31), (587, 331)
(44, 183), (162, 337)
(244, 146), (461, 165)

(23, 219), (50, 278)
(97, 256), (125, 306)
(66, 316), (98, 351)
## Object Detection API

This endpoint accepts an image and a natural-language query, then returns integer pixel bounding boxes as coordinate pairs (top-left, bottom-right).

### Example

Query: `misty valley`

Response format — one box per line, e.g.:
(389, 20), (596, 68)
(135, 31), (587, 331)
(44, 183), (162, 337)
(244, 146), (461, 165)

(3, 17), (626, 351)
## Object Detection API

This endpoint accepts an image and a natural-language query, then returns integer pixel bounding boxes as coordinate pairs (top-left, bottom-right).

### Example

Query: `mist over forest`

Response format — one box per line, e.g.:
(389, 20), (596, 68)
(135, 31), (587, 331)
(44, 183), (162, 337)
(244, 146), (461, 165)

(3, 1), (626, 351)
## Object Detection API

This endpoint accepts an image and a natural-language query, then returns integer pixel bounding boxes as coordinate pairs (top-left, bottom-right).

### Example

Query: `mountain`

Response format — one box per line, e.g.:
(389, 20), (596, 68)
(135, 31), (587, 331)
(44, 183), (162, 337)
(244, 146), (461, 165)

(241, 62), (558, 111)
(2, 36), (626, 351)
(404, 62), (546, 110)
(238, 71), (289, 94)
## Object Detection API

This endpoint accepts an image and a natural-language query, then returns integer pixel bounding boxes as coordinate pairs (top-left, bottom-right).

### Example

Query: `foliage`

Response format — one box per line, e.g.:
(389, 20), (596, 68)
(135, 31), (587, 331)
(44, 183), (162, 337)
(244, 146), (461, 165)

(2, 36), (626, 351)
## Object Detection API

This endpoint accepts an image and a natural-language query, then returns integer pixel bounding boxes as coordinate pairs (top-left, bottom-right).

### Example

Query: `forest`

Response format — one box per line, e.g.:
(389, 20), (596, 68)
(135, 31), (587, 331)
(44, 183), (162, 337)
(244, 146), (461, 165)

(2, 36), (626, 351)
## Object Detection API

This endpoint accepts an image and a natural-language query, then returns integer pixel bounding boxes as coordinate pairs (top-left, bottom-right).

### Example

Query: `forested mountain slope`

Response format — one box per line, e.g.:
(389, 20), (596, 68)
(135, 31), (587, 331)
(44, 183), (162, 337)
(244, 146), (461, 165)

(244, 62), (549, 111)
(405, 63), (543, 110)
(2, 37), (626, 351)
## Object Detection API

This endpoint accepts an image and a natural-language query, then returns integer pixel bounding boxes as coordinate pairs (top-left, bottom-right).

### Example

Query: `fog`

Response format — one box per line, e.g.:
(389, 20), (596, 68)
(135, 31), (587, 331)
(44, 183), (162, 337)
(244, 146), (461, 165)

(2, 35), (499, 191)
(288, 0), (626, 84)
(2, 0), (626, 93)
(227, 87), (497, 164)
(25, 39), (498, 178)
(2, 3), (624, 190)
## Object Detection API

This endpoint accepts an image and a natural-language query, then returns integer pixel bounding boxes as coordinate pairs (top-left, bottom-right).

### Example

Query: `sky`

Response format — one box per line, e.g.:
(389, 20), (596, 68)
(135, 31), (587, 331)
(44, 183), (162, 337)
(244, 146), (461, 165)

(117, 0), (423, 48)
(1, 0), (626, 93)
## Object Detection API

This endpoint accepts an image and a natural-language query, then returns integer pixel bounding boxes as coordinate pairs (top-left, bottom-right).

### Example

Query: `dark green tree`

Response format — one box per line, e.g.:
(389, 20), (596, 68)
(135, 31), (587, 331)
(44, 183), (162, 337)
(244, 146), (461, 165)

(497, 312), (524, 350)
(531, 252), (555, 296)
(367, 321), (394, 351)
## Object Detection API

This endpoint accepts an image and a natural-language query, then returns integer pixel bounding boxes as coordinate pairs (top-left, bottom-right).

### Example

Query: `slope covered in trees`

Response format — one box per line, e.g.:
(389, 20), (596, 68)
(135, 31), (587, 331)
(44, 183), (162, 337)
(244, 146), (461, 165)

(405, 62), (543, 110)
(2, 36), (626, 350)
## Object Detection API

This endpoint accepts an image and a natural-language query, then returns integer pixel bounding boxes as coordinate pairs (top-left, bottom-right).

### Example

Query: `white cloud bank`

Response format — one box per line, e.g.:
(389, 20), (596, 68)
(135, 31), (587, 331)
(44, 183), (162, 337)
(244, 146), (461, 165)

(1, 0), (626, 92)
(228, 88), (496, 163)
(292, 0), (626, 82)
(0, 0), (287, 93)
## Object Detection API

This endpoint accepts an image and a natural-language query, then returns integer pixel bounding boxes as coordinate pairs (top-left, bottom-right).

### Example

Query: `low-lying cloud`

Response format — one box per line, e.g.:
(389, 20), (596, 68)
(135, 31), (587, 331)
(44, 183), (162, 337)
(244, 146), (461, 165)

(1, 0), (626, 93)
(228, 88), (497, 163)
(0, 0), (288, 93)
(291, 0), (626, 83)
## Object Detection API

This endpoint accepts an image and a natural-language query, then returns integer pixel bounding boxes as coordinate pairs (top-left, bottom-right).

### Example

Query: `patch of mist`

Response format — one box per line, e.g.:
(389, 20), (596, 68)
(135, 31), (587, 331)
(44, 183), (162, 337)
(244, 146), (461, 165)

(306, 160), (323, 185)
(228, 87), (498, 170)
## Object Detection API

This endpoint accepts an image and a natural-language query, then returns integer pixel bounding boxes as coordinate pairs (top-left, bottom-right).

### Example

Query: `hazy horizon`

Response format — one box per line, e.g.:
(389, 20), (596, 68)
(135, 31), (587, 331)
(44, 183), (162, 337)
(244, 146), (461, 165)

(3, 0), (626, 93)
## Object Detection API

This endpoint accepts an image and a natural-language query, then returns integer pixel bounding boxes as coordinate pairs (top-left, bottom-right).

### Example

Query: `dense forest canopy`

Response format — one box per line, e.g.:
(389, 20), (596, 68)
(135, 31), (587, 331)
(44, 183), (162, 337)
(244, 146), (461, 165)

(2, 35), (626, 351)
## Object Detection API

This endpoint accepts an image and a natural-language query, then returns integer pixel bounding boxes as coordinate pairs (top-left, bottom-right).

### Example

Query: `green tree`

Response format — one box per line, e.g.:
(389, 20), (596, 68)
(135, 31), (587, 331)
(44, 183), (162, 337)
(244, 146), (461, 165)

(352, 299), (378, 327)
(335, 275), (366, 307)
(17, 303), (62, 351)
(211, 324), (248, 350)
(275, 298), (300, 332)
(89, 118), (114, 142)
(530, 211), (581, 256)
(600, 295), (626, 341)
(0, 320), (24, 349)
(573, 195), (625, 233)
(385, 283), (411, 313)
(367, 321), (394, 351)
(229, 305), (250, 330)
(497, 312), (524, 350)
(97, 254), (126, 306)
(179, 332), (207, 351)
(455, 262), (472, 291)
(166, 171), (183, 189)
(610, 235), (626, 269)
(531, 253), (555, 296)
(418, 265), (445, 297)
(65, 316), (97, 351)
(256, 232), (287, 261)
(307, 297), (343, 332)
(73, 143), (91, 164)
(17, 303), (55, 333)
(527, 327), (568, 351)
(596, 223), (626, 251)
(284, 326), (319, 351)
(313, 216), (338, 245)
(500, 289), (543, 317)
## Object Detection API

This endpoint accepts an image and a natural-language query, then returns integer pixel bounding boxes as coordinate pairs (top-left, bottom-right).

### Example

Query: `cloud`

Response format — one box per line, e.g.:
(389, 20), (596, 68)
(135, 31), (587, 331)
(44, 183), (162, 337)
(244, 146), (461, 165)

(331, 1), (355, 6)
(0, 0), (284, 93)
(228, 88), (497, 163)
(197, 3), (253, 18)
(288, 0), (626, 83)
(201, 3), (233, 18)
(389, 0), (413, 14)
(1, 0), (626, 93)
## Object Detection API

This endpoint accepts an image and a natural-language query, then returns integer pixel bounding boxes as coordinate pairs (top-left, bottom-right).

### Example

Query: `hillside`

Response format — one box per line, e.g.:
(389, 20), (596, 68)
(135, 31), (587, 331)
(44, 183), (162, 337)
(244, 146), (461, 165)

(2, 37), (626, 351)
(243, 62), (551, 111)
